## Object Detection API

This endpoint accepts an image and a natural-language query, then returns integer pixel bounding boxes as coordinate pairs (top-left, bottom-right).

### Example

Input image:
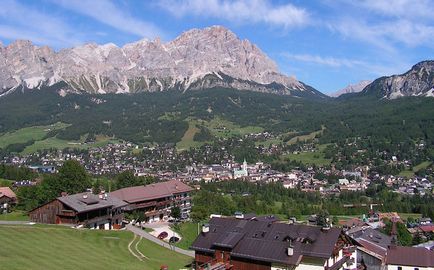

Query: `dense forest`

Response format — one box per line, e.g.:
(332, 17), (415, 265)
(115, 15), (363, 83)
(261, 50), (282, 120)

(191, 180), (434, 221)
(1, 86), (434, 148)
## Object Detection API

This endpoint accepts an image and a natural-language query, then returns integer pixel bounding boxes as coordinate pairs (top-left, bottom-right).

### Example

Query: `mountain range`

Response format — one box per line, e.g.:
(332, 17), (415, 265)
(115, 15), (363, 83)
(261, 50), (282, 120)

(0, 26), (323, 98)
(0, 26), (433, 100)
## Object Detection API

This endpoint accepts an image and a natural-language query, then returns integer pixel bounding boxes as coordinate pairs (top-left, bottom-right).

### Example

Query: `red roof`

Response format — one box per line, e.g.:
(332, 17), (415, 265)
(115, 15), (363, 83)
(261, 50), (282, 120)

(358, 238), (387, 258)
(386, 246), (434, 267)
(0, 187), (17, 200)
(111, 180), (193, 203)
(420, 225), (434, 233)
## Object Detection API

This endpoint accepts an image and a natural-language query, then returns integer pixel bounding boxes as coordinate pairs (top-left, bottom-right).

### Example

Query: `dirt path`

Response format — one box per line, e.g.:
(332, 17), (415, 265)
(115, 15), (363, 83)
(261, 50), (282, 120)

(127, 234), (143, 261)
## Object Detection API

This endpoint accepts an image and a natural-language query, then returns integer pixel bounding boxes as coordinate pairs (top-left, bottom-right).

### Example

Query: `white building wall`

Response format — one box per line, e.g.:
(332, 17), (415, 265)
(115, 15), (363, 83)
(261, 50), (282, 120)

(387, 265), (433, 270)
(296, 264), (324, 270)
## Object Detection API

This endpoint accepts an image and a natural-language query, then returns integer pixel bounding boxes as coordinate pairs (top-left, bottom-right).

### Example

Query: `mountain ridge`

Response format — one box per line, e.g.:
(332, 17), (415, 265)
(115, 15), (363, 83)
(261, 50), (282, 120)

(0, 26), (325, 98)
(361, 60), (434, 99)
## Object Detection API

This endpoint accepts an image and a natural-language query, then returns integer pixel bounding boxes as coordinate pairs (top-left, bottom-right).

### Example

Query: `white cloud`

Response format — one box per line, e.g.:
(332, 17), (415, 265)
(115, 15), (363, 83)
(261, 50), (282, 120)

(158, 0), (310, 28)
(330, 17), (434, 50)
(328, 0), (434, 49)
(357, 0), (434, 20)
(53, 0), (164, 39)
(283, 53), (364, 68)
(282, 53), (409, 76)
(0, 0), (84, 47)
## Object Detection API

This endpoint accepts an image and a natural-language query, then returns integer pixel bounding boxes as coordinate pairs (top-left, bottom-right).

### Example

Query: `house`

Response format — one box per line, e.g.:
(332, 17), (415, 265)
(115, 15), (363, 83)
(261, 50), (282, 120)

(28, 165), (56, 174)
(347, 227), (392, 270)
(110, 180), (194, 223)
(29, 192), (126, 229)
(420, 218), (433, 225)
(385, 246), (434, 270)
(0, 187), (17, 213)
(191, 217), (357, 270)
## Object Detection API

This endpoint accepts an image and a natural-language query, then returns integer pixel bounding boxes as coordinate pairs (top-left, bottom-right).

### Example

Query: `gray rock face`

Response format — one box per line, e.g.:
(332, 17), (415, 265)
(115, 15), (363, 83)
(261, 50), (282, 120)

(362, 61), (434, 99)
(0, 26), (320, 97)
(331, 80), (372, 97)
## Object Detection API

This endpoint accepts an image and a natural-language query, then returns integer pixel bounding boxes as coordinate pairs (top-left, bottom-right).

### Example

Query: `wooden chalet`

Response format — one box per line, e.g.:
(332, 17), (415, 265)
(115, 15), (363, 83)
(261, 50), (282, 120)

(0, 187), (17, 213)
(29, 192), (127, 229)
(111, 180), (194, 223)
(191, 217), (357, 270)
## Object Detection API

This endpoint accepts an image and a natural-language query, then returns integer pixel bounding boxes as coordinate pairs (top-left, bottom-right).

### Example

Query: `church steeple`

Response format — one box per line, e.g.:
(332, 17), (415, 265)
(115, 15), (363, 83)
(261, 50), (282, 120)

(242, 158), (247, 171)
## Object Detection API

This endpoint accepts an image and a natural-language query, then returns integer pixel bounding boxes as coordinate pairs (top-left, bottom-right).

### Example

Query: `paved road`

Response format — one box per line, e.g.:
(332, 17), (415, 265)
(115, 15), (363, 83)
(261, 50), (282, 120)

(126, 224), (195, 258)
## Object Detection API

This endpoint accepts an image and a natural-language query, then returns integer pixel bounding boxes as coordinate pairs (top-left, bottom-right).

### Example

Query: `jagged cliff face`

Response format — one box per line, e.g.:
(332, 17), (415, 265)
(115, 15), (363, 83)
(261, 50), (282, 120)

(362, 61), (434, 99)
(0, 26), (321, 97)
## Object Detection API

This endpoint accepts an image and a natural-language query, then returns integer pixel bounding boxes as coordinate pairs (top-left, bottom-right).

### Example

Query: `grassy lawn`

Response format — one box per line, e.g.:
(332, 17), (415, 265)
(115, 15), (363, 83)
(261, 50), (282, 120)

(0, 122), (69, 149)
(205, 117), (263, 138)
(0, 210), (29, 221)
(399, 213), (422, 220)
(0, 178), (14, 187)
(283, 144), (331, 166)
(286, 126), (325, 145)
(172, 222), (200, 250)
(0, 225), (192, 270)
(399, 161), (432, 178)
(176, 120), (204, 150)
(22, 135), (120, 154)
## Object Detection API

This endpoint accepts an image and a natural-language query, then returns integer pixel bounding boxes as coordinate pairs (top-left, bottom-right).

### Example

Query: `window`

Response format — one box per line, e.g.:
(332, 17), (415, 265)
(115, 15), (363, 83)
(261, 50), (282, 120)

(397, 267), (402, 270)
(414, 268), (419, 270)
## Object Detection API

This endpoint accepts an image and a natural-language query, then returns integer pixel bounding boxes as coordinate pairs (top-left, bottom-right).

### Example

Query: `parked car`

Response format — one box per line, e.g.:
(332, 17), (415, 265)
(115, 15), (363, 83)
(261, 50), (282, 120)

(158, 231), (168, 239)
(169, 236), (180, 243)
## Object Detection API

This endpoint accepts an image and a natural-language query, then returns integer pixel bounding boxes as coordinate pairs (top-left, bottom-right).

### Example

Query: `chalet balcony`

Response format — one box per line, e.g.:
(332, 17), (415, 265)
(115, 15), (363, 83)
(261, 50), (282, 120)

(81, 215), (112, 226)
(325, 255), (353, 270)
(59, 210), (76, 217)
(174, 196), (191, 202)
(156, 200), (171, 207)
(134, 201), (157, 209)
(145, 209), (169, 217)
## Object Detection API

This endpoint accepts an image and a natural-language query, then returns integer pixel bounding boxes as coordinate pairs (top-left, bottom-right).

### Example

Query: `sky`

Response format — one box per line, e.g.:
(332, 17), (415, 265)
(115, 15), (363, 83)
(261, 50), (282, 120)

(0, 0), (433, 94)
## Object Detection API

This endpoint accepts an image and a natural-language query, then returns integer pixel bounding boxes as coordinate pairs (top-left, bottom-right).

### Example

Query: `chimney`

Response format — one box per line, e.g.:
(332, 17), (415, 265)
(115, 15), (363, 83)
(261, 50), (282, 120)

(202, 224), (210, 233)
(287, 239), (294, 256)
(82, 194), (88, 199)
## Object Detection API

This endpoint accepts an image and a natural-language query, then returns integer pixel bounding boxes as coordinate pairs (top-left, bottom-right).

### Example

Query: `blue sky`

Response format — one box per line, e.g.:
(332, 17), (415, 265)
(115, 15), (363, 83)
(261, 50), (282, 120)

(0, 0), (433, 94)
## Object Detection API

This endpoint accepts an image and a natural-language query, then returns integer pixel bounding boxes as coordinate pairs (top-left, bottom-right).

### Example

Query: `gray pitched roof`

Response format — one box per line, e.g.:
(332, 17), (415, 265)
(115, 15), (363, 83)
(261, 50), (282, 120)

(386, 246), (434, 267)
(191, 217), (343, 266)
(110, 180), (193, 203)
(58, 192), (127, 214)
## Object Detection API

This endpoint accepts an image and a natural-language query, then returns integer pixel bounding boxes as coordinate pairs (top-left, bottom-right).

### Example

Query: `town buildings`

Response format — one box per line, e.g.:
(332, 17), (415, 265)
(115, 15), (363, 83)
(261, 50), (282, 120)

(111, 180), (194, 223)
(29, 192), (126, 229)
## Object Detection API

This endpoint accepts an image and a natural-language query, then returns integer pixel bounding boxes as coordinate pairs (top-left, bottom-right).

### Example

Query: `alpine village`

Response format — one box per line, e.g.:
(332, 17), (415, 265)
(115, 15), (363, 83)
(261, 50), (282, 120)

(1, 1), (434, 270)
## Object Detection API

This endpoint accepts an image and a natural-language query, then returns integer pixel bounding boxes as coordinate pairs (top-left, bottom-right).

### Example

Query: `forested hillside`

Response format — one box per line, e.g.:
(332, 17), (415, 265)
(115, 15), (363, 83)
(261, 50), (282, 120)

(1, 86), (434, 151)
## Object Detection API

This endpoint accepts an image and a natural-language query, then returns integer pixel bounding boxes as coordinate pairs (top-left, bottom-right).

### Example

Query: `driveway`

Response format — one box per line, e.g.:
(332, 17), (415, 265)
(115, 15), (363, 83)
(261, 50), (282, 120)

(126, 224), (194, 258)
(145, 223), (181, 241)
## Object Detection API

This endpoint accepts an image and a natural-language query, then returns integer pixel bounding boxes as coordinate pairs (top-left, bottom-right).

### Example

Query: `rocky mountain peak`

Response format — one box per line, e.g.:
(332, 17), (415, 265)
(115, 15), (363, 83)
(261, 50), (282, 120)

(0, 26), (324, 98)
(331, 80), (372, 97)
(362, 60), (434, 99)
